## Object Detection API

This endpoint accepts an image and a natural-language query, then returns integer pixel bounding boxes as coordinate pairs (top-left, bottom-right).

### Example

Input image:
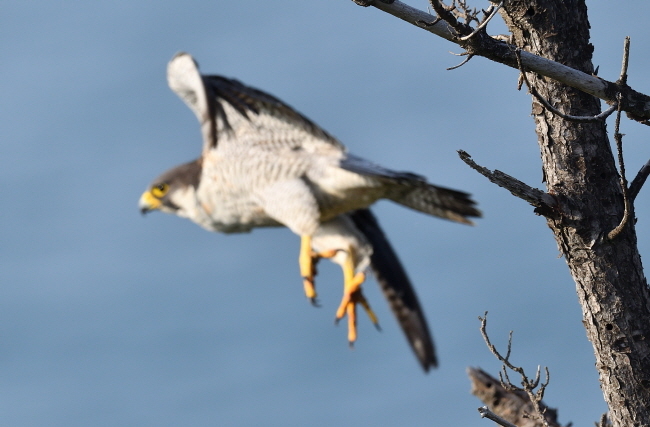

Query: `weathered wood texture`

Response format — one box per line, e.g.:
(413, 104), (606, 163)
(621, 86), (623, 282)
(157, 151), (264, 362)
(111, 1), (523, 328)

(498, 1), (650, 426)
(468, 367), (561, 427)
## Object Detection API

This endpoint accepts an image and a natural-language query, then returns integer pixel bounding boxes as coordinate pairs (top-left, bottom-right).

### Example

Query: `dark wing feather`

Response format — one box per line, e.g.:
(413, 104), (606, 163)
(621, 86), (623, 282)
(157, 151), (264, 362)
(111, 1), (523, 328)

(202, 75), (342, 149)
(349, 209), (437, 371)
(167, 52), (343, 155)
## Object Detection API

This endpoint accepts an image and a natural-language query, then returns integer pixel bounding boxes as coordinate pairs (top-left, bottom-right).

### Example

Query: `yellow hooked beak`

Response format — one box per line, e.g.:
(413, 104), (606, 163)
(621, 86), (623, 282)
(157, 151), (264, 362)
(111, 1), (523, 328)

(139, 190), (162, 214)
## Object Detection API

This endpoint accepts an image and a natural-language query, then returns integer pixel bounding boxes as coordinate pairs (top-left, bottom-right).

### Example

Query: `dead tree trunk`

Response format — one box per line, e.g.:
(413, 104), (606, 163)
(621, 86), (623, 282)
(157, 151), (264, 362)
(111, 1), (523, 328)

(350, 0), (650, 425)
(498, 1), (650, 426)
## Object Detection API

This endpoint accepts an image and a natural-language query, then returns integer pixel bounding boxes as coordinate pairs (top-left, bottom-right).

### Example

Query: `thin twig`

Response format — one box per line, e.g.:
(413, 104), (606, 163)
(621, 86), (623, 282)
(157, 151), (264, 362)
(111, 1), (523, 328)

(416, 15), (442, 27)
(618, 36), (630, 85)
(427, 0), (468, 36)
(459, 0), (503, 41)
(478, 406), (520, 427)
(479, 313), (552, 427)
(629, 159), (650, 201)
(470, 368), (563, 427)
(607, 93), (631, 240)
(515, 50), (618, 123)
(447, 54), (474, 70)
(480, 313), (520, 372)
(606, 38), (634, 239)
(358, 1), (650, 123)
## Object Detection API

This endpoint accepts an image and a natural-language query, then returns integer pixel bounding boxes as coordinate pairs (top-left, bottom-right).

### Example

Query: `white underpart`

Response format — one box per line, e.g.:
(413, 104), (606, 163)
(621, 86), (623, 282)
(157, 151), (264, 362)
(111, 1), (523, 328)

(312, 215), (372, 274)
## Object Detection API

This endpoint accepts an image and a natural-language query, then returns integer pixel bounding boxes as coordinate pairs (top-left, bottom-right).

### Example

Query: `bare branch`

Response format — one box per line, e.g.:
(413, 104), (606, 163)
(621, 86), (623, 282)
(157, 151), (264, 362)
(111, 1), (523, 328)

(417, 15), (442, 28)
(629, 159), (650, 201)
(479, 313), (520, 372)
(479, 314), (553, 427)
(605, 37), (635, 239)
(352, 0), (650, 123)
(447, 53), (474, 70)
(350, 0), (395, 6)
(478, 406), (520, 427)
(470, 368), (563, 427)
(618, 36), (630, 85)
(607, 93), (632, 240)
(427, 0), (469, 36)
(514, 50), (617, 123)
(459, 1), (503, 41)
(453, 0), (481, 27)
(458, 150), (558, 217)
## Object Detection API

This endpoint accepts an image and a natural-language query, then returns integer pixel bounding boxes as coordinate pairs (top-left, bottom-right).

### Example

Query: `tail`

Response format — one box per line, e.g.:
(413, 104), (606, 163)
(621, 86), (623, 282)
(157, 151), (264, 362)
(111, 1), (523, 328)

(390, 183), (481, 224)
(348, 209), (437, 372)
(340, 154), (481, 224)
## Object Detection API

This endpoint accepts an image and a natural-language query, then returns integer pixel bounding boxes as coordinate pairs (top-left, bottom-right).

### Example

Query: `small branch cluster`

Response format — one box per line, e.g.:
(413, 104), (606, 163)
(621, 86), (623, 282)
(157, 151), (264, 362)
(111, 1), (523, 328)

(353, 0), (650, 123)
(427, 0), (503, 40)
(426, 0), (469, 36)
(425, 0), (505, 69)
(478, 313), (554, 427)
(470, 367), (564, 427)
(459, 1), (503, 41)
(451, 0), (481, 27)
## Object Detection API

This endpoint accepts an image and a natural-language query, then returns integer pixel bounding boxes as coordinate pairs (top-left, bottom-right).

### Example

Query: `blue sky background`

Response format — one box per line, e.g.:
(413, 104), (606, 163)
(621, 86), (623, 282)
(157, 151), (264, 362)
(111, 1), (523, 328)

(3, 1), (650, 426)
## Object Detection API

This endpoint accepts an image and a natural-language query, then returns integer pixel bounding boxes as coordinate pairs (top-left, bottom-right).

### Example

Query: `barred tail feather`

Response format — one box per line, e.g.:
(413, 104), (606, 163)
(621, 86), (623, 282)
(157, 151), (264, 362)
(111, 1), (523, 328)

(390, 184), (481, 224)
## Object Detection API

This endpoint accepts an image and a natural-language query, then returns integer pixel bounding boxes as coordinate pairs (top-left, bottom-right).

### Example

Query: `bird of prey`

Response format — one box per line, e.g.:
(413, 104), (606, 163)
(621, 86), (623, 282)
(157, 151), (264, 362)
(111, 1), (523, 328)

(139, 52), (480, 371)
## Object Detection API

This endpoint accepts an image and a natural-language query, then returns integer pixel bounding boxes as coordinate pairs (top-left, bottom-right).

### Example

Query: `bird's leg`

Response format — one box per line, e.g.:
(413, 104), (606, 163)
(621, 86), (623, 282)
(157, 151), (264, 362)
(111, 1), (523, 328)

(299, 235), (317, 302)
(299, 235), (337, 306)
(335, 248), (380, 345)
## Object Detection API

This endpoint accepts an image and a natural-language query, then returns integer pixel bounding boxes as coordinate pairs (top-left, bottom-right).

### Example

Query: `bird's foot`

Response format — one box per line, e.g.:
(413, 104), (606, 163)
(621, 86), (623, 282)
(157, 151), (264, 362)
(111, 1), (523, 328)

(299, 235), (339, 305)
(335, 271), (380, 344)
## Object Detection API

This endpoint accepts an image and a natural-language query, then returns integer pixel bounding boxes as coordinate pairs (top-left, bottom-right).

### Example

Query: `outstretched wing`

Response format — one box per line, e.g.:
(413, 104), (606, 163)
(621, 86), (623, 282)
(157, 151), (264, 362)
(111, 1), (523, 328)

(167, 52), (343, 157)
(349, 209), (437, 371)
(167, 52), (218, 153)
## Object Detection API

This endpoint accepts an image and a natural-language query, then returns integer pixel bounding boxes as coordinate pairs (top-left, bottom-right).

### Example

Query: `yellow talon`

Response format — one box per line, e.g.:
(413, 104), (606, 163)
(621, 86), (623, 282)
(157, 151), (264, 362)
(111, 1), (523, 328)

(335, 271), (365, 319)
(299, 236), (315, 298)
(347, 299), (357, 344)
(358, 295), (380, 329)
(334, 248), (380, 344)
(301, 237), (379, 343)
(299, 235), (338, 304)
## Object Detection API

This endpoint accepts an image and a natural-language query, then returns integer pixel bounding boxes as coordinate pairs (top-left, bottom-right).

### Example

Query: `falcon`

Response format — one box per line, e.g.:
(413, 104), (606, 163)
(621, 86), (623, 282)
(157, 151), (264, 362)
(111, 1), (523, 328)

(139, 52), (480, 371)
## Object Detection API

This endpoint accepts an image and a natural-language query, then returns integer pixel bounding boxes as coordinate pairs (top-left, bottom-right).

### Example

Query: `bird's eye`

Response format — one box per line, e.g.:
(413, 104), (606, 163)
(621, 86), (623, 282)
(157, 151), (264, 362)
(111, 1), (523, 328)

(151, 183), (169, 198)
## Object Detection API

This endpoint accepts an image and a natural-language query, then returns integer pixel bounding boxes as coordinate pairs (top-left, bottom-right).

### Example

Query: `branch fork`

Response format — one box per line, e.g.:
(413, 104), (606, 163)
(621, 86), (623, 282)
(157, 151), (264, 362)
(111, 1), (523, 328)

(477, 313), (557, 427)
(351, 0), (650, 124)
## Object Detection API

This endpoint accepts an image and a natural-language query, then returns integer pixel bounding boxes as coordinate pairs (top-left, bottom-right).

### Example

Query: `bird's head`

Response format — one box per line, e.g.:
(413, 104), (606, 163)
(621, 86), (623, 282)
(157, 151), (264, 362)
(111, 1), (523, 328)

(139, 159), (202, 219)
